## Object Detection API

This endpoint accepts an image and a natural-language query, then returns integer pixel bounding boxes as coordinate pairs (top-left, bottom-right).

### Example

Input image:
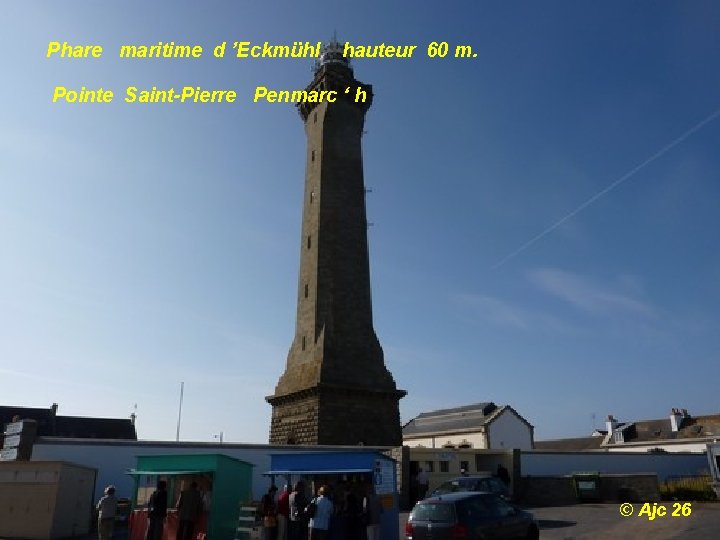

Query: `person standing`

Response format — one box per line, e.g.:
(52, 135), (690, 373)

(496, 463), (511, 486)
(339, 486), (361, 540)
(417, 468), (429, 500)
(308, 486), (333, 540)
(261, 485), (279, 540)
(146, 480), (167, 540)
(277, 485), (290, 540)
(176, 481), (203, 540)
(96, 485), (118, 540)
(288, 481), (308, 540)
(362, 485), (383, 540)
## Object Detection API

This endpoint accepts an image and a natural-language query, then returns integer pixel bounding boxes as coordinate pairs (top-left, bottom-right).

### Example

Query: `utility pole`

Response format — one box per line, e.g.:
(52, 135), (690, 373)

(176, 382), (184, 442)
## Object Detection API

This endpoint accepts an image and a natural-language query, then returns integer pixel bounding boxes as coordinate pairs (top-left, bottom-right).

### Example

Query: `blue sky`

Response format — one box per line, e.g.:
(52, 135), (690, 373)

(1, 1), (719, 443)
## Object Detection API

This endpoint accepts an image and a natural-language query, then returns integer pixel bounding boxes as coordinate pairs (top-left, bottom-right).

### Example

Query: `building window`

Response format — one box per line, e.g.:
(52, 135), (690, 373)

(460, 460), (469, 473)
(304, 284), (309, 298)
(311, 150), (315, 162)
(307, 235), (311, 249)
(310, 191), (315, 203)
(440, 461), (449, 473)
(302, 336), (306, 350)
(424, 461), (434, 473)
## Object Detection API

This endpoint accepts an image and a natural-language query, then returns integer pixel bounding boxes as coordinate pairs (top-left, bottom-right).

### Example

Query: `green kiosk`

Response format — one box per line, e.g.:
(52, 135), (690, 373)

(127, 454), (253, 540)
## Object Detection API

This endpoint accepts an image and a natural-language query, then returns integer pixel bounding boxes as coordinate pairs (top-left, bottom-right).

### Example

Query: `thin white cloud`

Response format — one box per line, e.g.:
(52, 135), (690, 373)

(492, 107), (720, 268)
(451, 293), (574, 333)
(383, 343), (447, 368)
(528, 268), (658, 319)
(0, 367), (98, 390)
(454, 294), (530, 329)
(0, 126), (100, 167)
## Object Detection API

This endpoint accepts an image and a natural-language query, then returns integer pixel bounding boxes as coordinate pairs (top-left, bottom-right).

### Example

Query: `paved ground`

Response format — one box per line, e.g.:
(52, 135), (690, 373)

(64, 506), (720, 540)
(530, 503), (720, 539)
(400, 503), (720, 539)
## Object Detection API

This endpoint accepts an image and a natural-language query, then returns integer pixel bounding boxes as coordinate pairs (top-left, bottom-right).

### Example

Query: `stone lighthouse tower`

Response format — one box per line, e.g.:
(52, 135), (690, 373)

(267, 41), (406, 446)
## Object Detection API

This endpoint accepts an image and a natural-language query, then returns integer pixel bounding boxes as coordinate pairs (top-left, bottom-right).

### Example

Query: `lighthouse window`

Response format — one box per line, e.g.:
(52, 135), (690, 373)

(311, 150), (315, 162)
(302, 336), (306, 350)
(304, 284), (309, 298)
(307, 235), (311, 249)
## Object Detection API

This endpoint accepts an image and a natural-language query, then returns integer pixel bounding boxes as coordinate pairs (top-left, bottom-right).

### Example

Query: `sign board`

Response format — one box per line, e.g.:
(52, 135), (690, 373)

(0, 448), (18, 461)
(2, 434), (21, 448)
(373, 458), (395, 495)
(4, 421), (25, 436)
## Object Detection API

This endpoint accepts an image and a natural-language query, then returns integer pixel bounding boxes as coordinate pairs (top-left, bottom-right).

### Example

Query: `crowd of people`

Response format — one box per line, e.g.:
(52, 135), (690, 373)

(95, 477), (384, 540)
(260, 481), (383, 540)
(95, 479), (206, 540)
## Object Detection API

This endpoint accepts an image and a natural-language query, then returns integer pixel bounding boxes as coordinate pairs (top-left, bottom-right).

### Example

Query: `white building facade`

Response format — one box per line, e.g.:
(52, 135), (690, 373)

(403, 402), (534, 450)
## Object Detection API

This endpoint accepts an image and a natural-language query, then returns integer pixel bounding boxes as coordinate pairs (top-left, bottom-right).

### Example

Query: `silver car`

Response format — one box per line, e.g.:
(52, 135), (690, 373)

(430, 475), (510, 500)
(405, 492), (538, 540)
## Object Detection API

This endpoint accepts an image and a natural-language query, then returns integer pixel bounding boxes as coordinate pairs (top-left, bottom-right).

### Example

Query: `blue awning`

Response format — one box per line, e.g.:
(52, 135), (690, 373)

(265, 468), (372, 476)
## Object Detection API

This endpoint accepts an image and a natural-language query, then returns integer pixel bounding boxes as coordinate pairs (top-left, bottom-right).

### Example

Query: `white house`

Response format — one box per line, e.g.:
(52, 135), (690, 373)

(535, 408), (720, 453)
(402, 402), (534, 450)
(602, 409), (720, 453)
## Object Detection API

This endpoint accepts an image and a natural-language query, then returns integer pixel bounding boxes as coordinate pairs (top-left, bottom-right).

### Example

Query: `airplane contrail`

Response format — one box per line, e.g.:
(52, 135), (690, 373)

(492, 107), (720, 269)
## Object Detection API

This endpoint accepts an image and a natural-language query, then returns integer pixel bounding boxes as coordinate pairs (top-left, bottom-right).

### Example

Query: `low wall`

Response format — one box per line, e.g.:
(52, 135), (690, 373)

(519, 476), (577, 506)
(521, 450), (708, 482)
(520, 473), (660, 506)
(600, 473), (660, 503)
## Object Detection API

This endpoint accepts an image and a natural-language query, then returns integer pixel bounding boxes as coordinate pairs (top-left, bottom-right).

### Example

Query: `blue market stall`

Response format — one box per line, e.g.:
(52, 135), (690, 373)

(267, 451), (399, 540)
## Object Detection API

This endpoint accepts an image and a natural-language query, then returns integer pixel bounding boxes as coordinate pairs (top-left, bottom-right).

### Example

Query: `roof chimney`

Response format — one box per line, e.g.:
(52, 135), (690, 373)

(130, 412), (136, 426)
(50, 403), (58, 436)
(670, 408), (684, 432)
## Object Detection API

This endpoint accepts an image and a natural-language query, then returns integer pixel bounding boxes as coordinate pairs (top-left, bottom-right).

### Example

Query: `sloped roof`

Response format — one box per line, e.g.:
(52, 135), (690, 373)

(536, 412), (720, 450)
(54, 415), (137, 439)
(1, 405), (137, 440)
(403, 402), (500, 437)
(608, 414), (720, 445)
(534, 436), (605, 451)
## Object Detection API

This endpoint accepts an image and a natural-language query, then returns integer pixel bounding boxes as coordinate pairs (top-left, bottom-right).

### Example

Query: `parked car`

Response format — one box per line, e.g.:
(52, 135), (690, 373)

(405, 492), (538, 540)
(430, 475), (510, 500)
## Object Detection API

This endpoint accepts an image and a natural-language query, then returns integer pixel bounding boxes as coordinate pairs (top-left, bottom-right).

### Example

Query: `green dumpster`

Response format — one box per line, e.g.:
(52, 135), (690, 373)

(572, 472), (600, 502)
